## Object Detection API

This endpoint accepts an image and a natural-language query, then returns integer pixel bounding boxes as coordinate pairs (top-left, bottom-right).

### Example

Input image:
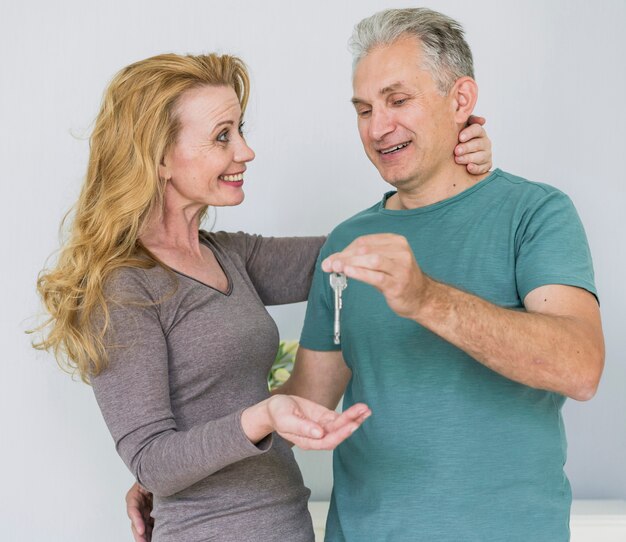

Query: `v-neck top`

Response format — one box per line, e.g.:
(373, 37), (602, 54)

(168, 234), (234, 295)
(92, 231), (325, 542)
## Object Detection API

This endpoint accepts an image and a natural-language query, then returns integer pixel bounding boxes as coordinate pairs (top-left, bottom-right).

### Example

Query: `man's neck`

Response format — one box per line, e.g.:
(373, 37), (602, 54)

(385, 164), (491, 210)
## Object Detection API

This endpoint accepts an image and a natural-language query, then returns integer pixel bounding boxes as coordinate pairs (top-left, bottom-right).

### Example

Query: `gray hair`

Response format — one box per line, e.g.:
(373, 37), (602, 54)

(349, 8), (474, 94)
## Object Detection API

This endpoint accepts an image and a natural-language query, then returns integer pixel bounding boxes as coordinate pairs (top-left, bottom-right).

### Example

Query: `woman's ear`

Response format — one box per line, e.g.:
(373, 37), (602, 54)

(452, 77), (479, 125)
(158, 156), (170, 181)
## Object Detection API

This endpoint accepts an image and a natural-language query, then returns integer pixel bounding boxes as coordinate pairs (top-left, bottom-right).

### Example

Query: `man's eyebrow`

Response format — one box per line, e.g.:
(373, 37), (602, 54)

(351, 82), (408, 105)
(380, 82), (406, 95)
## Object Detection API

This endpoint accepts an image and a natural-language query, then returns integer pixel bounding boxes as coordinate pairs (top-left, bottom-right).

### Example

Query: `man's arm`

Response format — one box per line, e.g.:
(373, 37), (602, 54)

(322, 234), (604, 401)
(274, 348), (351, 410)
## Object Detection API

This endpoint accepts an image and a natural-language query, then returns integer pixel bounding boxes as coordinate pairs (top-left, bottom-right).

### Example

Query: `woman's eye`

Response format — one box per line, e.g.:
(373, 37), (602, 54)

(217, 130), (229, 143)
(238, 121), (246, 136)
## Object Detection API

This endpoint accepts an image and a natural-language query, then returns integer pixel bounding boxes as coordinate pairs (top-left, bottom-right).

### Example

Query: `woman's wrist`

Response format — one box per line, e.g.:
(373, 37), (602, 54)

(241, 398), (274, 444)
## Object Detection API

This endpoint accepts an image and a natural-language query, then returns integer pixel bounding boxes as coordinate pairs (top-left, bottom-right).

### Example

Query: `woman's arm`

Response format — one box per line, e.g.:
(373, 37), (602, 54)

(240, 119), (492, 304)
(244, 235), (326, 305)
(93, 268), (368, 497)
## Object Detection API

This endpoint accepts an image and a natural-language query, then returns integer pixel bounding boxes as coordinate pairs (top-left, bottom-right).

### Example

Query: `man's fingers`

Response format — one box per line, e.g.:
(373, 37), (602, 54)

(322, 240), (411, 273)
(466, 114), (486, 126)
(327, 233), (406, 256)
(322, 233), (410, 270)
(326, 253), (398, 275)
(340, 265), (389, 290)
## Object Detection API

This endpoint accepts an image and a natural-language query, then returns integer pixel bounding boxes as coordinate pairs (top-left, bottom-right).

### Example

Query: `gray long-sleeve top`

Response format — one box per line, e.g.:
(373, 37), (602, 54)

(91, 231), (325, 542)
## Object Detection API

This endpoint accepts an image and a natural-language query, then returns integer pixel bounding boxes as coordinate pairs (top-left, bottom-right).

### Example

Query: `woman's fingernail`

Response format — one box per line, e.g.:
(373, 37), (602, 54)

(311, 428), (323, 438)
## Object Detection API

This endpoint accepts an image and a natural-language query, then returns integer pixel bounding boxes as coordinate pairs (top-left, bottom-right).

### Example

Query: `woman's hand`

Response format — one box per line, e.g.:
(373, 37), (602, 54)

(126, 482), (153, 542)
(269, 395), (371, 449)
(456, 115), (492, 175)
(242, 395), (371, 450)
(126, 396), (369, 540)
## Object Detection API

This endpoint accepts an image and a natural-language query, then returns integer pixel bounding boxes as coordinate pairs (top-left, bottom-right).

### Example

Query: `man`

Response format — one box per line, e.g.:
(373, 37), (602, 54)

(283, 7), (603, 542)
(129, 8), (603, 541)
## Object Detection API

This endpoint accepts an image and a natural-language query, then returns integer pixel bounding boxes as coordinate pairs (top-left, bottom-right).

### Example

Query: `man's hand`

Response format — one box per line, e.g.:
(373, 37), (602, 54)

(321, 234), (603, 400)
(456, 115), (492, 175)
(322, 233), (426, 320)
(126, 482), (154, 542)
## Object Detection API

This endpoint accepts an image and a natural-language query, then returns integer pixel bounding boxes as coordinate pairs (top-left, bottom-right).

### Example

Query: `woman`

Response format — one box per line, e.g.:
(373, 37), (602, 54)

(34, 53), (491, 542)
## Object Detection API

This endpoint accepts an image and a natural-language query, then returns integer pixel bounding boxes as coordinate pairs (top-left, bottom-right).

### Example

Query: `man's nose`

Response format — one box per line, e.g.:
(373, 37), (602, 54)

(369, 108), (395, 141)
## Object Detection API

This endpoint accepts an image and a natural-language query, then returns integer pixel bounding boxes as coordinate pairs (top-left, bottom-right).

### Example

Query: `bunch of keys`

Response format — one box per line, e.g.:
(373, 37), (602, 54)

(330, 272), (347, 345)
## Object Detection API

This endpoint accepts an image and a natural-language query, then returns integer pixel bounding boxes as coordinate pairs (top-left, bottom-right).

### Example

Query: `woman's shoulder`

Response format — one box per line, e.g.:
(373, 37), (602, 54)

(200, 229), (254, 248)
(104, 264), (171, 304)
(201, 230), (325, 259)
(200, 230), (258, 264)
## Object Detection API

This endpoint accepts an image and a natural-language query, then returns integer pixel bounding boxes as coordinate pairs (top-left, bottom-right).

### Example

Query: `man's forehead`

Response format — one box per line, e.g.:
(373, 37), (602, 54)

(352, 39), (427, 101)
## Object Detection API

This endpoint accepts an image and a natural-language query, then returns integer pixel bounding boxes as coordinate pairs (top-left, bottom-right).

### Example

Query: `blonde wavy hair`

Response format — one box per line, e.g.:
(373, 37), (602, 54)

(32, 53), (250, 383)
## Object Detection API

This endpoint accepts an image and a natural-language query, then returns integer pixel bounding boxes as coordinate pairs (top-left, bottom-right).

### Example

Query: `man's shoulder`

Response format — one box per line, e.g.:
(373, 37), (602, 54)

(480, 169), (580, 220)
(491, 169), (568, 200)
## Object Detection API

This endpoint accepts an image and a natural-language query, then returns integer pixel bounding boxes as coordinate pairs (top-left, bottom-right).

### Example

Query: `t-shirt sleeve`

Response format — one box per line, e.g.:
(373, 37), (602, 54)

(299, 241), (342, 352)
(91, 268), (272, 497)
(515, 190), (597, 302)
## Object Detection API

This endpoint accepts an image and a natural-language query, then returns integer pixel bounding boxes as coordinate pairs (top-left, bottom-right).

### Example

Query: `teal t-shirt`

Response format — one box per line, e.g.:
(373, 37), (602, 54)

(299, 169), (596, 542)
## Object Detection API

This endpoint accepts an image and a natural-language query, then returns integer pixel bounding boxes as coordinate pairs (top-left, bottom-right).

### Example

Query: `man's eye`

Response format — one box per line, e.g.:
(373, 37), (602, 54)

(393, 98), (407, 106)
(357, 109), (371, 118)
(217, 130), (229, 142)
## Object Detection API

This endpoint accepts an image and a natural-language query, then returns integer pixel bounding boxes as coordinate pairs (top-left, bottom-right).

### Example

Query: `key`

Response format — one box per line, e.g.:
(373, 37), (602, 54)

(330, 272), (347, 345)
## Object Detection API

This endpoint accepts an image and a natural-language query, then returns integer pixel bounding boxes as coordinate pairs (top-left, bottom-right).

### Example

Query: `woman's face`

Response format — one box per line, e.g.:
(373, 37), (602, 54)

(160, 85), (255, 210)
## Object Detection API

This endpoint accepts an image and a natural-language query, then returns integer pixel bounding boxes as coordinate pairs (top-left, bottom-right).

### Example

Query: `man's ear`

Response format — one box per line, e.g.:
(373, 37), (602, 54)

(451, 77), (478, 124)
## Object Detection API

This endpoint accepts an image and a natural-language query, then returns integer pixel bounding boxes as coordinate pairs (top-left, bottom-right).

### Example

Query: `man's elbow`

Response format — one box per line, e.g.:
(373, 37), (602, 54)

(571, 347), (605, 402)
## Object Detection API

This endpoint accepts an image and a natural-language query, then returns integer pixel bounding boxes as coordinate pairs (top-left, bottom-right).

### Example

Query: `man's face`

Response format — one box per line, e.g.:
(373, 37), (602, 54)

(352, 36), (459, 192)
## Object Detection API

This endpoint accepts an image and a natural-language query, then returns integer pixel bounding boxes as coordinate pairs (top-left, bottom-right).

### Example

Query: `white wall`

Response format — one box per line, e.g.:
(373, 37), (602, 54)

(2, 0), (624, 540)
